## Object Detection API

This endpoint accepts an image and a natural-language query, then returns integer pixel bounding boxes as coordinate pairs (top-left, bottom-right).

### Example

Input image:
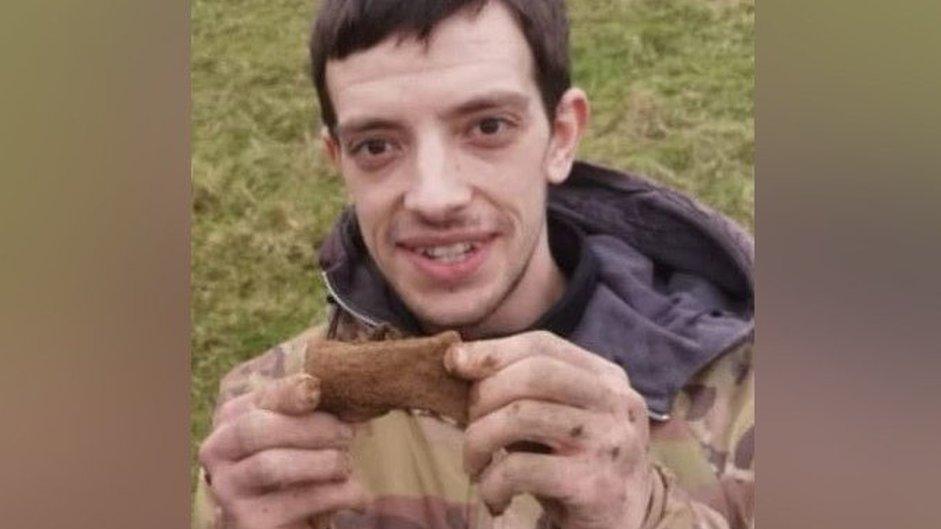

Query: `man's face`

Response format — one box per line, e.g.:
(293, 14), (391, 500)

(324, 2), (569, 331)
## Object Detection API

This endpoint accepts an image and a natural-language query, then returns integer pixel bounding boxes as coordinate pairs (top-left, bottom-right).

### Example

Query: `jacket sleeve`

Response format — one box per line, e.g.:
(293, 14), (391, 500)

(641, 341), (755, 529)
(192, 325), (326, 529)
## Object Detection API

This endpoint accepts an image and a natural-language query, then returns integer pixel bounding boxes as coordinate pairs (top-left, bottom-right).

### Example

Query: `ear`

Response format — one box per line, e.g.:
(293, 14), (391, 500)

(545, 88), (590, 185)
(321, 126), (341, 168)
(321, 126), (356, 202)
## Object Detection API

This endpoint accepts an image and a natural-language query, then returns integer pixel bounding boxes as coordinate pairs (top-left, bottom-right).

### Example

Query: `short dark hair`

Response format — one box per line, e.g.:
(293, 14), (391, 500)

(309, 0), (571, 134)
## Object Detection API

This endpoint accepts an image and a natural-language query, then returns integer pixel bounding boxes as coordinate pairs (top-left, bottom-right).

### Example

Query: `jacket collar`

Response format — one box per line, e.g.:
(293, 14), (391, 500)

(319, 161), (753, 418)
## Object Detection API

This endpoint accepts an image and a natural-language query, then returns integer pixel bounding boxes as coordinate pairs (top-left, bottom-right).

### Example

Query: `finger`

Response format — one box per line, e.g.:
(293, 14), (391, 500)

(233, 478), (372, 528)
(207, 409), (354, 462)
(445, 330), (625, 382)
(254, 373), (322, 415)
(464, 399), (598, 477)
(468, 356), (612, 421)
(308, 513), (333, 529)
(228, 448), (352, 492)
(212, 392), (254, 426)
(476, 452), (578, 516)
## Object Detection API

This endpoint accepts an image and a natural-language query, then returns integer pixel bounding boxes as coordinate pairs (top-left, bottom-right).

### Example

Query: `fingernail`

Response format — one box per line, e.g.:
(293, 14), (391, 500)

(341, 453), (354, 476)
(297, 375), (321, 409)
(469, 466), (485, 483)
(351, 490), (375, 514)
(299, 373), (320, 393)
(485, 501), (507, 518)
(309, 513), (333, 529)
(465, 456), (484, 482)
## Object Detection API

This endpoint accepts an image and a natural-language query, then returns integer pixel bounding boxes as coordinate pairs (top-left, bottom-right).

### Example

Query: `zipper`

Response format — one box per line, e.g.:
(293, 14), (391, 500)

(321, 271), (381, 329)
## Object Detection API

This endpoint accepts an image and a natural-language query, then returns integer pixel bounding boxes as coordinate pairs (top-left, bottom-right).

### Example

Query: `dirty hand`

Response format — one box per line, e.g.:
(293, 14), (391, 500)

(198, 374), (370, 529)
(445, 331), (654, 529)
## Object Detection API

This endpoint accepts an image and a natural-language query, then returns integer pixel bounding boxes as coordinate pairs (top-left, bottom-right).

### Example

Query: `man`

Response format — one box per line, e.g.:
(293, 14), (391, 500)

(196, 1), (754, 528)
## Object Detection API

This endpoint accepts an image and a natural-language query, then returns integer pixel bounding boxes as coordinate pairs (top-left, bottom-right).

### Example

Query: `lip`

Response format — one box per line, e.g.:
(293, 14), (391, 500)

(396, 230), (496, 249)
(397, 235), (495, 284)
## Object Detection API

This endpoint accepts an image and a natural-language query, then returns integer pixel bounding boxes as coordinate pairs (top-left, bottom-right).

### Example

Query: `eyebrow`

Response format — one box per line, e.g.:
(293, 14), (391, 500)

(334, 90), (532, 140)
(442, 90), (531, 119)
(334, 118), (402, 142)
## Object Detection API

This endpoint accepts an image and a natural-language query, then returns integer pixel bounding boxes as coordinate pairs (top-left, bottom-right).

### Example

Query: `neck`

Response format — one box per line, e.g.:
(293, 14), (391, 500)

(455, 223), (566, 340)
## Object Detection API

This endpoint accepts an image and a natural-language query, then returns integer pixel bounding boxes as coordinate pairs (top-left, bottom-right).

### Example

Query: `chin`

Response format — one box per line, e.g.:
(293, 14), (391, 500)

(403, 287), (501, 331)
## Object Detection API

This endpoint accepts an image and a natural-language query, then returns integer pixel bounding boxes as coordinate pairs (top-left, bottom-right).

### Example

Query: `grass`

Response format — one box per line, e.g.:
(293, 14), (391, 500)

(191, 0), (754, 496)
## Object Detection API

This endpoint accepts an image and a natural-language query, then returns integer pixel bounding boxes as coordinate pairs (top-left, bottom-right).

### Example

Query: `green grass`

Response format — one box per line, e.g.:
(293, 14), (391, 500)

(191, 0), (754, 495)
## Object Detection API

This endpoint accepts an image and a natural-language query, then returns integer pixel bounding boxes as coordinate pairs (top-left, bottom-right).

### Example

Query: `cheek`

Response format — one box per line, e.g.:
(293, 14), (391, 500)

(344, 175), (398, 253)
(464, 146), (549, 208)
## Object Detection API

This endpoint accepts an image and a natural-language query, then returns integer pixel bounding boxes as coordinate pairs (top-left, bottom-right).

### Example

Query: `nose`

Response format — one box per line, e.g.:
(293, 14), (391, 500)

(403, 134), (472, 223)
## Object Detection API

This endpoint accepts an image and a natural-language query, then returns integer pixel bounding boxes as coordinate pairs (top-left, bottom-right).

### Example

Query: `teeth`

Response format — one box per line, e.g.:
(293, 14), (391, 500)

(419, 242), (475, 262)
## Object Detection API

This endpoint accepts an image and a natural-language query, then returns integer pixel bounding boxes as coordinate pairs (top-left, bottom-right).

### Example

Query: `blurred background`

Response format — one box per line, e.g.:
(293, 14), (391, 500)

(190, 0), (754, 489)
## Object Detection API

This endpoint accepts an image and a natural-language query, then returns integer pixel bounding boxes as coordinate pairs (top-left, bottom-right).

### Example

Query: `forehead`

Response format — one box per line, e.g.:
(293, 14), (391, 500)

(325, 2), (538, 123)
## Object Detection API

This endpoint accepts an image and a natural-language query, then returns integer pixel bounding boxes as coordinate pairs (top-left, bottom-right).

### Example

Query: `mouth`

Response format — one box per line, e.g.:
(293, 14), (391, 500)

(413, 241), (479, 263)
(397, 235), (496, 283)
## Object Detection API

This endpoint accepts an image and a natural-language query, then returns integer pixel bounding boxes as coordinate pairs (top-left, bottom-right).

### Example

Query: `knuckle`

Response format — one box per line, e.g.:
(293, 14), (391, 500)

(463, 421), (484, 449)
(306, 413), (333, 439)
(506, 399), (532, 418)
(622, 384), (643, 405)
(214, 400), (233, 421)
(235, 411), (267, 454)
(598, 424), (624, 449)
(211, 482), (240, 513)
(612, 387), (634, 406)
(603, 379), (636, 409)
(214, 397), (244, 425)
(624, 393), (647, 420)
(250, 451), (282, 487)
(506, 397), (526, 417)
(240, 510), (267, 529)
(586, 474), (613, 503)
(207, 471), (236, 505)
(312, 482), (346, 513)
(512, 400), (544, 429)
(566, 476), (592, 505)
(477, 468), (501, 500)
(522, 360), (551, 392)
(227, 500), (254, 526)
(471, 350), (500, 372)
(501, 455), (522, 480)
(625, 421), (648, 448)
(555, 477), (580, 505)
(532, 330), (557, 350)
(324, 449), (349, 477)
(463, 423), (494, 473)
(481, 458), (504, 486)
(501, 455), (532, 490)
(198, 440), (215, 467)
(313, 410), (342, 430)
(508, 399), (525, 420)
(595, 384), (623, 410)
(608, 367), (630, 388)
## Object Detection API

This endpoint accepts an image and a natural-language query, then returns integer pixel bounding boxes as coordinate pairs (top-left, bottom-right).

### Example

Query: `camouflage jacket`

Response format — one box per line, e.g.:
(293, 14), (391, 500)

(194, 162), (755, 529)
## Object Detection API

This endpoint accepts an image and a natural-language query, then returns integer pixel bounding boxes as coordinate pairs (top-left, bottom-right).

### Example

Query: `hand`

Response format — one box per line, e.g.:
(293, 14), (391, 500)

(198, 374), (371, 529)
(445, 331), (654, 529)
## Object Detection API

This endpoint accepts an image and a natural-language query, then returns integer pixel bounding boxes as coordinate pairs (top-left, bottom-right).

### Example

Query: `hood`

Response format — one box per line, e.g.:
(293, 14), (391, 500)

(318, 161), (754, 419)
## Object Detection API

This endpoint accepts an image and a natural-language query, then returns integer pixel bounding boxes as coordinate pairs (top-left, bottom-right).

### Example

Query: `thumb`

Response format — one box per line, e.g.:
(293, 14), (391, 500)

(253, 373), (321, 415)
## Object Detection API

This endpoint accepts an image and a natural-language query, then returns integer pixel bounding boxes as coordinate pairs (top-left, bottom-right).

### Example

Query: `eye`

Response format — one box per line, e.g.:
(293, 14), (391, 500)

(478, 117), (504, 135)
(467, 116), (517, 147)
(349, 137), (401, 170)
(352, 138), (391, 156)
